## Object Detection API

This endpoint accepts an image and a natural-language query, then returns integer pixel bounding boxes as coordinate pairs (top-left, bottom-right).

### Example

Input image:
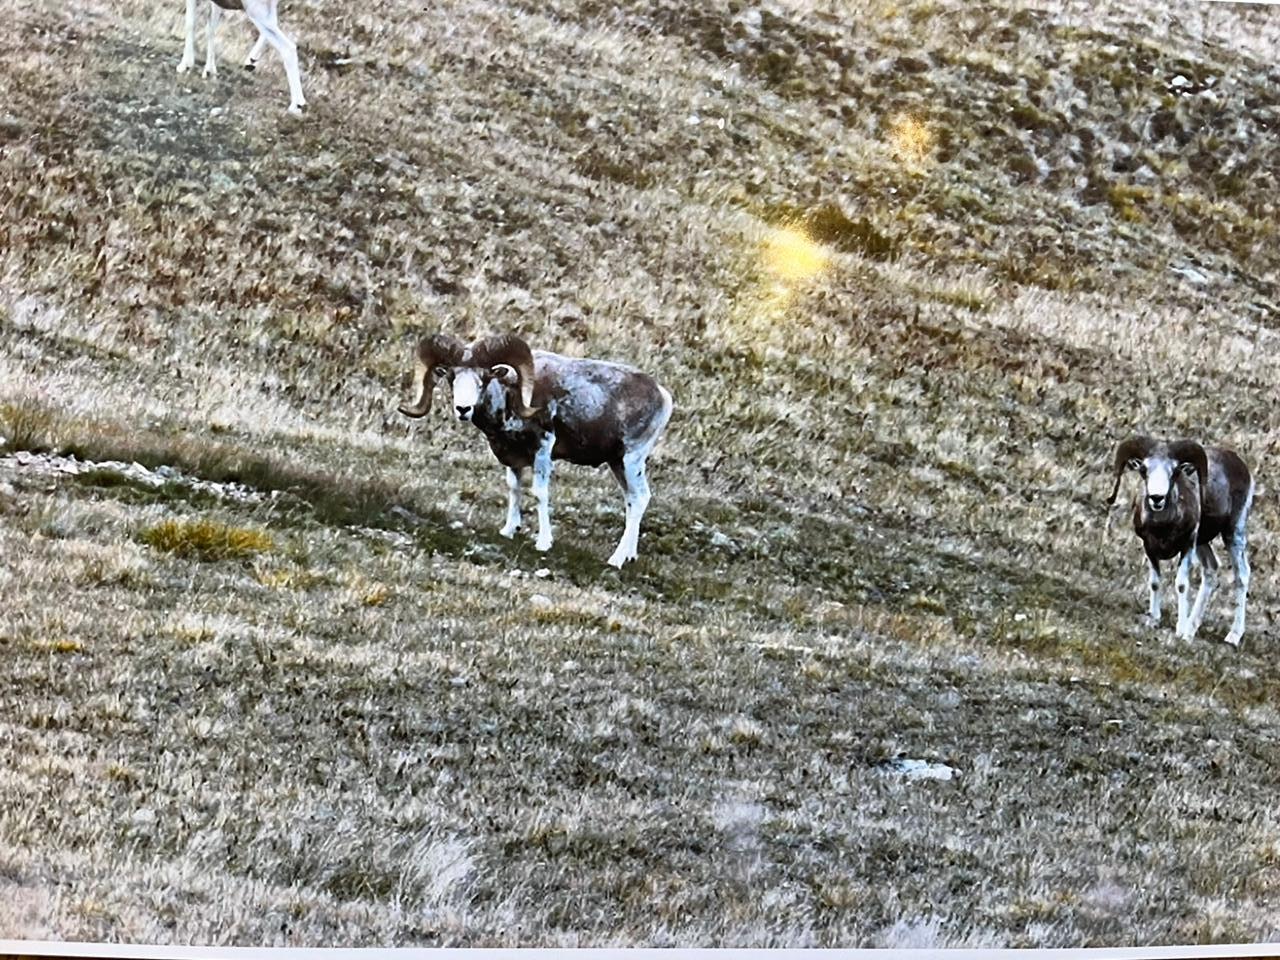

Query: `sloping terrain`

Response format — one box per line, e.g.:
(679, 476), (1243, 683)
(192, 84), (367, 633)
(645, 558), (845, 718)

(1, 0), (1280, 946)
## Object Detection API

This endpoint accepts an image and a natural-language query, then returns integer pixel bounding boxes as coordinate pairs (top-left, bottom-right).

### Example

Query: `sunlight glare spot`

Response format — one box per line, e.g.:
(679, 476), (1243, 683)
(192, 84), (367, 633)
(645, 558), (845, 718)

(763, 226), (829, 283)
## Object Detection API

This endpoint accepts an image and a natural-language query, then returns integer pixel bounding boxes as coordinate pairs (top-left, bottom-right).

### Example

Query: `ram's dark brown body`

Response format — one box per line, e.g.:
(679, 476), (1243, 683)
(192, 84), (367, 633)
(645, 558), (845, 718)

(1130, 446), (1252, 561)
(472, 352), (671, 472)
(1110, 435), (1254, 646)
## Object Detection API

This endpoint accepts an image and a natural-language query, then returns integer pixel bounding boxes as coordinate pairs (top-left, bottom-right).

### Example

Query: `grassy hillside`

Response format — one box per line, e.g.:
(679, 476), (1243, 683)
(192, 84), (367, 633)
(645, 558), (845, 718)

(2, 0), (1280, 946)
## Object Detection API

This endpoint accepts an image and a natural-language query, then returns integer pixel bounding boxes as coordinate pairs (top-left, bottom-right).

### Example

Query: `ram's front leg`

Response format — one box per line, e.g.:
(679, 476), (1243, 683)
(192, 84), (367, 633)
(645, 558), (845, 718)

(203, 1), (221, 77)
(532, 433), (555, 552)
(499, 467), (523, 539)
(177, 0), (198, 72)
(1141, 556), (1161, 628)
(1174, 547), (1197, 639)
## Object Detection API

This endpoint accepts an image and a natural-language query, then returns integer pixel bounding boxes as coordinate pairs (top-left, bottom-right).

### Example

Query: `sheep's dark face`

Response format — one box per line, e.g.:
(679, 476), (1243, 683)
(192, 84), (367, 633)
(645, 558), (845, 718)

(443, 364), (522, 425)
(1130, 454), (1196, 514)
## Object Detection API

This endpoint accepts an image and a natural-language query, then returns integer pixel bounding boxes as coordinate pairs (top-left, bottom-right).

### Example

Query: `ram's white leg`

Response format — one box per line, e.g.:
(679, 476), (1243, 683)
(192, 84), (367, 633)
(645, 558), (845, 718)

(1189, 543), (1218, 633)
(607, 453), (652, 569)
(245, 30), (268, 69)
(1174, 548), (1197, 639)
(532, 433), (555, 553)
(1224, 531), (1250, 648)
(500, 467), (523, 539)
(203, 1), (221, 77)
(1141, 558), (1161, 628)
(243, 0), (306, 113)
(177, 0), (198, 72)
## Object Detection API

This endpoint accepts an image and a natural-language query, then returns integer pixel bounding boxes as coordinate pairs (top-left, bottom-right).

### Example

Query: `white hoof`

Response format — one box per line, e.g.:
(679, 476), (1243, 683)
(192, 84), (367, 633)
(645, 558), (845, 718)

(177, 58), (194, 74)
(243, 59), (258, 70)
(1175, 623), (1196, 641)
(499, 524), (519, 539)
(606, 551), (627, 569)
(287, 102), (306, 117)
(1141, 614), (1161, 629)
(1224, 630), (1243, 648)
(535, 537), (553, 553)
(203, 63), (217, 78)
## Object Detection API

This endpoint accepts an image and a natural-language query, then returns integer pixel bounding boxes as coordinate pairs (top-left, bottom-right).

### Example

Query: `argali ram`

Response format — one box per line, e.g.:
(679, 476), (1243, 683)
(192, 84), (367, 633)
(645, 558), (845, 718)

(1107, 435), (1254, 646)
(177, 0), (306, 114)
(398, 334), (674, 569)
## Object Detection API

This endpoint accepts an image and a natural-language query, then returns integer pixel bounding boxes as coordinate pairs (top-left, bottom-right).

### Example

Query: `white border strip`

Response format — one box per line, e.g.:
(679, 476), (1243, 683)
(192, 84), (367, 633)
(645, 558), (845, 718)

(5, 947), (1280, 959)
(3, 1), (1279, 959)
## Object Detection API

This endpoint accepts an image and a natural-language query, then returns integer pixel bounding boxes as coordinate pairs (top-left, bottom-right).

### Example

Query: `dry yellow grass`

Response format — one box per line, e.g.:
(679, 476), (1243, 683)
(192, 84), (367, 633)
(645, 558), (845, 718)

(1, 0), (1280, 947)
(141, 518), (274, 561)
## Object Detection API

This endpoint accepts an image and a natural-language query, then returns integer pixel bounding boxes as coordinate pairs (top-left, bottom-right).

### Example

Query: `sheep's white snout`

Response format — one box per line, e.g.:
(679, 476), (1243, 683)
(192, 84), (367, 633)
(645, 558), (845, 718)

(452, 370), (483, 422)
(1144, 461), (1173, 512)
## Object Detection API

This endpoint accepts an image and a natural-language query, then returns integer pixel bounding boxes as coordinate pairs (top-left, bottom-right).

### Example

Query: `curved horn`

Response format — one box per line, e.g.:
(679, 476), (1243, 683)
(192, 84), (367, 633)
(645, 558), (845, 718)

(398, 333), (463, 419)
(470, 333), (538, 418)
(1107, 435), (1157, 506)
(1168, 439), (1210, 502)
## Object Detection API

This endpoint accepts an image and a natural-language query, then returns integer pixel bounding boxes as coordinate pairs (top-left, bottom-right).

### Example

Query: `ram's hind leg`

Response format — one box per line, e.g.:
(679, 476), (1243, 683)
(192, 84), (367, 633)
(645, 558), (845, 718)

(1189, 543), (1219, 634)
(607, 453), (651, 569)
(243, 0), (306, 113)
(1224, 529), (1250, 648)
(245, 30), (268, 69)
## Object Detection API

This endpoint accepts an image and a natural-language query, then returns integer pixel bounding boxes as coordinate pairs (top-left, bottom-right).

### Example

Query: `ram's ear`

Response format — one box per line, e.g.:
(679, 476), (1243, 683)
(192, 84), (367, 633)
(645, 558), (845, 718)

(491, 363), (519, 385)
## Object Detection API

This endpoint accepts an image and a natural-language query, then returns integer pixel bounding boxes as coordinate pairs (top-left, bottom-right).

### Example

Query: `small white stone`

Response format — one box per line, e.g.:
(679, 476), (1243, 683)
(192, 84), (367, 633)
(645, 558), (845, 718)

(885, 758), (957, 781)
(529, 594), (553, 608)
(534, 567), (552, 579)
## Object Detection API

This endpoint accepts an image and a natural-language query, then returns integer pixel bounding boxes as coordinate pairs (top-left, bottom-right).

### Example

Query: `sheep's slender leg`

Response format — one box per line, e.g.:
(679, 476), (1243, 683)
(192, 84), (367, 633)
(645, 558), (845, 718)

(607, 453), (650, 568)
(1224, 530), (1250, 647)
(1174, 548), (1197, 639)
(243, 0), (306, 113)
(1142, 557), (1162, 627)
(499, 467), (523, 539)
(1189, 543), (1219, 633)
(245, 31), (268, 69)
(532, 433), (555, 552)
(203, 1), (221, 77)
(177, 0), (198, 72)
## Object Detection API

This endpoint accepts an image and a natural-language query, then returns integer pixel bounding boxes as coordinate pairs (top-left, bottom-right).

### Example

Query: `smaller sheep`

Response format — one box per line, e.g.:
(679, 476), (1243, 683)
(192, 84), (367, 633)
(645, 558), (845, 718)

(177, 0), (306, 115)
(1107, 435), (1254, 646)
(398, 333), (673, 568)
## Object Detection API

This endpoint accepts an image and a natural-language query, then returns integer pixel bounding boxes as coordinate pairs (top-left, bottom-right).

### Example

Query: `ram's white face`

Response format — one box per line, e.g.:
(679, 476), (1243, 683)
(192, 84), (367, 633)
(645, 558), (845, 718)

(1131, 455), (1191, 513)
(443, 365), (520, 423)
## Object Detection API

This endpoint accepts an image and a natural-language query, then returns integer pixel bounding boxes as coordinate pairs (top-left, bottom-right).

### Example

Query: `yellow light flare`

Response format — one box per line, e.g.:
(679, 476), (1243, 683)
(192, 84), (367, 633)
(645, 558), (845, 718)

(888, 113), (933, 169)
(762, 225), (829, 283)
